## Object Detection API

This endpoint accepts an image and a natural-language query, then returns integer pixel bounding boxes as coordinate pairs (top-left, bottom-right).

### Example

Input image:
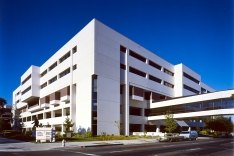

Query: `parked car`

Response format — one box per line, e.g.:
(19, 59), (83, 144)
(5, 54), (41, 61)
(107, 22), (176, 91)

(159, 133), (184, 142)
(179, 131), (198, 140)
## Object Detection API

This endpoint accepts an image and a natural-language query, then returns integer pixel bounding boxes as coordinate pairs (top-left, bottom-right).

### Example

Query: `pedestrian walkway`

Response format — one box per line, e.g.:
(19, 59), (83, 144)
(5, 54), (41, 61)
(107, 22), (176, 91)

(0, 137), (159, 152)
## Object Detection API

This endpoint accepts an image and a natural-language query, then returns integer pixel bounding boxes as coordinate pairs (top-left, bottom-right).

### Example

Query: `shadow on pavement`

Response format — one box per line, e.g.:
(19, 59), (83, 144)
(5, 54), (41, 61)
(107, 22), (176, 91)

(0, 137), (28, 144)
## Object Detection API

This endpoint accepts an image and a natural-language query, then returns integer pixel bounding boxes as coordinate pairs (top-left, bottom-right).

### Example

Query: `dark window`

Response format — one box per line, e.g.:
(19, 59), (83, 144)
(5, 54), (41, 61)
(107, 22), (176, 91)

(21, 74), (31, 85)
(73, 64), (77, 70)
(149, 60), (161, 70)
(149, 75), (162, 84)
(61, 86), (70, 97)
(130, 124), (141, 132)
(27, 116), (31, 121)
(129, 50), (146, 62)
(49, 76), (57, 84)
(132, 86), (144, 97)
(40, 96), (50, 104)
(201, 87), (206, 94)
(120, 64), (126, 70)
(130, 106), (142, 116)
(49, 62), (57, 71)
(164, 81), (174, 88)
(40, 70), (47, 77)
(59, 51), (70, 63)
(21, 86), (31, 95)
(64, 107), (70, 116)
(40, 82), (47, 89)
(145, 124), (156, 132)
(147, 99), (234, 116)
(46, 112), (51, 118)
(120, 45), (126, 53)
(164, 68), (174, 76)
(120, 85), (124, 94)
(129, 67), (146, 77)
(144, 109), (150, 116)
(72, 46), (77, 54)
(184, 84), (200, 94)
(183, 72), (200, 84)
(38, 114), (43, 120)
(54, 109), (62, 117)
(50, 92), (60, 100)
(59, 68), (70, 78)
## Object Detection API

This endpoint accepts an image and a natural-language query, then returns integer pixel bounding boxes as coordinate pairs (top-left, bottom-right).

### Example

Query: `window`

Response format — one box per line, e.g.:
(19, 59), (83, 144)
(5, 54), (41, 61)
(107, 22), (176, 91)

(120, 64), (126, 70)
(46, 112), (51, 119)
(38, 114), (43, 120)
(49, 76), (57, 84)
(64, 107), (70, 116)
(164, 81), (174, 88)
(21, 86), (31, 95)
(73, 64), (77, 70)
(40, 70), (47, 77)
(59, 51), (70, 63)
(149, 75), (162, 84)
(54, 109), (62, 117)
(129, 50), (146, 62)
(184, 84), (199, 94)
(201, 87), (206, 94)
(72, 46), (77, 54)
(59, 68), (70, 78)
(149, 60), (161, 70)
(27, 116), (31, 121)
(120, 45), (126, 53)
(183, 72), (200, 84)
(40, 82), (47, 89)
(129, 67), (146, 77)
(49, 62), (57, 71)
(129, 106), (142, 116)
(21, 74), (31, 85)
(164, 68), (174, 76)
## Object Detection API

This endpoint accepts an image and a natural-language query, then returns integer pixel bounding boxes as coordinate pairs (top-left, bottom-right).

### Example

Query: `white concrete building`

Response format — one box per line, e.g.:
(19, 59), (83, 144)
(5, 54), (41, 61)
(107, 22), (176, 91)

(12, 19), (233, 136)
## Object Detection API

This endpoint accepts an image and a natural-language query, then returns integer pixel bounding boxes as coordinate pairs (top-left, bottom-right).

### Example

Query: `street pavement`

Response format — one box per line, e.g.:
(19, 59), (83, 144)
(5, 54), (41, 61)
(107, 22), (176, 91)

(0, 137), (233, 156)
(0, 137), (160, 152)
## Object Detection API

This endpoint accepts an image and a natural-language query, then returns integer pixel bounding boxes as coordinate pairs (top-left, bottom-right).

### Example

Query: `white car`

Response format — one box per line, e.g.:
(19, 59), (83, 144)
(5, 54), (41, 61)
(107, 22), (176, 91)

(179, 131), (198, 140)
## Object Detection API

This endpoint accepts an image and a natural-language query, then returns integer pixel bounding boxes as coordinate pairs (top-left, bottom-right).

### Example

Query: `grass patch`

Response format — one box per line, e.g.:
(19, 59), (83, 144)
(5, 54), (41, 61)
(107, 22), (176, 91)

(56, 134), (159, 142)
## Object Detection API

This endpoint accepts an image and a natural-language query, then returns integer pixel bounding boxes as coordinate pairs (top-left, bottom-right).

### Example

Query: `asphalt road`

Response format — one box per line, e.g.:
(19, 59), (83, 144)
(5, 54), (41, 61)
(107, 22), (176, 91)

(1, 138), (233, 156)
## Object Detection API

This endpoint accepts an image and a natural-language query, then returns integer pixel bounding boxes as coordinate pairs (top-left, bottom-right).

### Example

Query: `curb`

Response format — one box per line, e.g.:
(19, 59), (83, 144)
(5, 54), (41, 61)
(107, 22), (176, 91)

(79, 143), (123, 148)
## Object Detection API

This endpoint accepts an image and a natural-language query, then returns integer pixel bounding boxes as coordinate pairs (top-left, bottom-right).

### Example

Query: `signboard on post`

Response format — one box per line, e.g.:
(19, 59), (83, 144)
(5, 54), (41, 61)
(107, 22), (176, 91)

(36, 127), (55, 143)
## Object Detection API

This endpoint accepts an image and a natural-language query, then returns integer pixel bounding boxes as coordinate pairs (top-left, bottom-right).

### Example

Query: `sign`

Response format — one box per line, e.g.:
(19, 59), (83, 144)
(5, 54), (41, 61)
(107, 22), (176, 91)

(36, 127), (55, 143)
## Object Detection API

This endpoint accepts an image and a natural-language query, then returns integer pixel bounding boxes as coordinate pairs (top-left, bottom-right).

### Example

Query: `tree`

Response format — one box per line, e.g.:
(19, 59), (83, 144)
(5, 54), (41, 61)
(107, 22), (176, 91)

(164, 111), (177, 133)
(12, 106), (22, 131)
(0, 97), (6, 108)
(205, 116), (233, 133)
(63, 116), (74, 132)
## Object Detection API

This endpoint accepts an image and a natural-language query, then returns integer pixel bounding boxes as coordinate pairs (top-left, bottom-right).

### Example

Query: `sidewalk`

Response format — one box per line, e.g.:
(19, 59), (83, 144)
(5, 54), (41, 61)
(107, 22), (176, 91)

(0, 137), (212, 152)
(0, 137), (159, 152)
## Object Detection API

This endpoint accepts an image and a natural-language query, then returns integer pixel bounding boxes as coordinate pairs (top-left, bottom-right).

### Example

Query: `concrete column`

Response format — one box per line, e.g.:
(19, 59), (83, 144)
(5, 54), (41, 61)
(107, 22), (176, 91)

(156, 126), (160, 133)
(43, 112), (45, 119)
(62, 124), (64, 134)
(124, 49), (129, 136)
(51, 111), (54, 118)
(63, 108), (67, 117)
(141, 124), (145, 132)
(62, 107), (65, 117)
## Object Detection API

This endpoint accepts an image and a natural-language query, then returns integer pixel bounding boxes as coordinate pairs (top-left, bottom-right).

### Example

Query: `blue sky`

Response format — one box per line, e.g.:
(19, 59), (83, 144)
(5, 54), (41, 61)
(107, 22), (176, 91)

(0, 0), (233, 105)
